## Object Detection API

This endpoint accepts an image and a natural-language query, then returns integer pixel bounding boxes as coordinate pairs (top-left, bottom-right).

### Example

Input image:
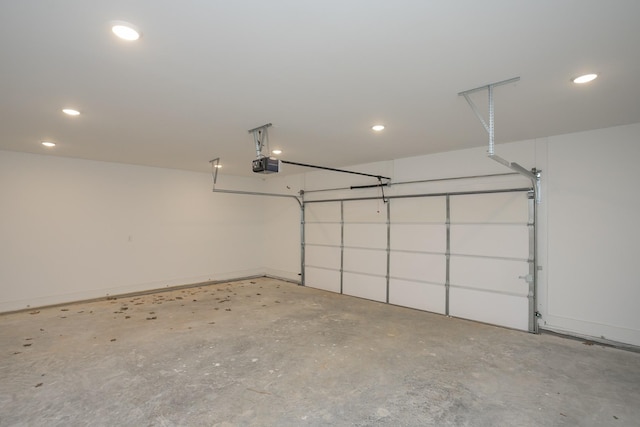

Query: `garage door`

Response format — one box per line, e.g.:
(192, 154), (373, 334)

(303, 189), (534, 331)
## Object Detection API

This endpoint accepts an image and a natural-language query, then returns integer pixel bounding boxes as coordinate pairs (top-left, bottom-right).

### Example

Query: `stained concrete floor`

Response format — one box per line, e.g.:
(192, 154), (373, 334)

(1, 278), (639, 427)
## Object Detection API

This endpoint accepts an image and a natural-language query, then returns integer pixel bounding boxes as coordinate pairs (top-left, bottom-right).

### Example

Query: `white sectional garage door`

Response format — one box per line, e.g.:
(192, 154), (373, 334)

(303, 189), (534, 331)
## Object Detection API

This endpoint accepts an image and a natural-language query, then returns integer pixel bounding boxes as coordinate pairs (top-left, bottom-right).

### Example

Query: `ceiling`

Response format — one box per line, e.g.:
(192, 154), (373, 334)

(2, 1), (639, 177)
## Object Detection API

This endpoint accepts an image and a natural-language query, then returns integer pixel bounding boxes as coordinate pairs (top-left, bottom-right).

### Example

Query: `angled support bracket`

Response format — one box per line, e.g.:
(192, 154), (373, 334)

(209, 158), (221, 189)
(458, 77), (541, 204)
(249, 123), (273, 158)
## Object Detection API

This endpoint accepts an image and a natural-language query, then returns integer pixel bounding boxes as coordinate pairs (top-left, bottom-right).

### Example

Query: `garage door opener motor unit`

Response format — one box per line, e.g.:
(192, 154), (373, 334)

(249, 123), (281, 174)
(252, 156), (280, 174)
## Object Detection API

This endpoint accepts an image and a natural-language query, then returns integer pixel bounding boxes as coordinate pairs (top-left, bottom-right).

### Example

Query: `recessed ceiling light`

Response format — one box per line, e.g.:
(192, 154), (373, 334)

(572, 73), (598, 84)
(214, 164), (222, 168)
(111, 22), (141, 41)
(372, 125), (385, 131)
(62, 108), (80, 116)
(42, 141), (56, 147)
(271, 149), (282, 155)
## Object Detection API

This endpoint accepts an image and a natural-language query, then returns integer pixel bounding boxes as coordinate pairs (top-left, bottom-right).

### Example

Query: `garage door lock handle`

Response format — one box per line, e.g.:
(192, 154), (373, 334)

(519, 274), (533, 283)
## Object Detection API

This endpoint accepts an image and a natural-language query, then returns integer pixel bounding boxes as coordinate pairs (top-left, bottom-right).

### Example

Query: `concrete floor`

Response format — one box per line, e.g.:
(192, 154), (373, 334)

(1, 278), (639, 427)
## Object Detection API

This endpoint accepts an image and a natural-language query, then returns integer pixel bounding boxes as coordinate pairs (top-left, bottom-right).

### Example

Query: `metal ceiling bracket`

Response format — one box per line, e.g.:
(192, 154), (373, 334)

(249, 123), (273, 158)
(458, 77), (541, 204)
(209, 157), (221, 189)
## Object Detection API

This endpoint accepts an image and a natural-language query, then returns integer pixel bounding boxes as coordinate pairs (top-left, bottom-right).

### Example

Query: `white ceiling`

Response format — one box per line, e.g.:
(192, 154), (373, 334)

(2, 1), (639, 177)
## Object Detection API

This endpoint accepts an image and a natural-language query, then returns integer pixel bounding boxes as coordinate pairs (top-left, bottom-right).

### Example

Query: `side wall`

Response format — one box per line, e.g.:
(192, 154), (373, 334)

(542, 123), (640, 346)
(263, 174), (305, 282)
(0, 151), (264, 312)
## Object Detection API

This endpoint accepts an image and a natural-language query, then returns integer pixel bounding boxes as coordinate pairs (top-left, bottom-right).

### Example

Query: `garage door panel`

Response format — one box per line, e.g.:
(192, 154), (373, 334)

(305, 267), (341, 293)
(450, 193), (528, 223)
(343, 248), (387, 276)
(305, 202), (341, 222)
(343, 272), (386, 302)
(305, 245), (341, 270)
(390, 252), (445, 283)
(390, 224), (446, 252)
(391, 197), (446, 222)
(450, 224), (528, 259)
(389, 279), (446, 314)
(449, 287), (529, 331)
(343, 200), (386, 223)
(450, 256), (528, 295)
(305, 223), (341, 246)
(344, 223), (387, 248)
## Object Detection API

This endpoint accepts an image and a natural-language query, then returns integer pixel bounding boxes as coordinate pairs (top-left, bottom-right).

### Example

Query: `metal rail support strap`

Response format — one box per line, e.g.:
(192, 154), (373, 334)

(458, 77), (542, 204)
(249, 123), (273, 158)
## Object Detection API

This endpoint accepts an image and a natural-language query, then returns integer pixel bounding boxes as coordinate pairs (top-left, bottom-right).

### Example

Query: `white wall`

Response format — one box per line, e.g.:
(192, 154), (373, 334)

(263, 123), (640, 347)
(263, 173), (305, 282)
(0, 151), (264, 312)
(542, 123), (640, 346)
